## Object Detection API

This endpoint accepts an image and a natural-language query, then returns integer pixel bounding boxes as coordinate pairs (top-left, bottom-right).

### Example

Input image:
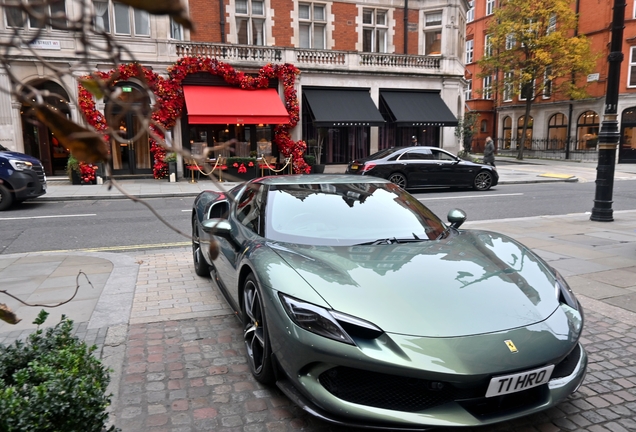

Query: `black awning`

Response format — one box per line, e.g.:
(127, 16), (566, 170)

(303, 88), (385, 127)
(379, 90), (458, 127)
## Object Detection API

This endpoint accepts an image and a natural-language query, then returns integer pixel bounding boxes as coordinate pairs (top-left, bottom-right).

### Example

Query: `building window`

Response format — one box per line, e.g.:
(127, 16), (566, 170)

(299, 3), (326, 49)
(6, 0), (67, 29)
(93, 1), (149, 36)
(480, 120), (488, 133)
(519, 78), (535, 101)
(467, 1), (474, 22)
(486, 0), (495, 15)
(547, 13), (557, 34)
(236, 0), (266, 45)
(465, 79), (472, 100)
(505, 34), (516, 50)
(483, 75), (492, 99)
(547, 113), (567, 149)
(424, 11), (442, 55)
(466, 39), (473, 63)
(629, 47), (636, 87)
(503, 71), (514, 102)
(425, 11), (442, 26)
(543, 66), (552, 98)
(484, 34), (492, 57)
(577, 111), (599, 149)
(362, 8), (388, 53)
(503, 116), (512, 148)
(170, 17), (183, 39)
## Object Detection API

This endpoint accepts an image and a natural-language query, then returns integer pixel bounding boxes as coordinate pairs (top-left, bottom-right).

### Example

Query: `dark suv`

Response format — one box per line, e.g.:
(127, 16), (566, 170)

(0, 144), (47, 210)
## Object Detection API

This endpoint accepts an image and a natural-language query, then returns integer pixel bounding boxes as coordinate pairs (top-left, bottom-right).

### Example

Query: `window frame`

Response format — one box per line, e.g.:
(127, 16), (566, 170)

(299, 2), (326, 49)
(486, 0), (495, 15)
(484, 34), (493, 57)
(503, 71), (514, 102)
(465, 79), (472, 101)
(483, 75), (492, 99)
(466, 1), (474, 23)
(629, 46), (636, 88)
(543, 66), (552, 99)
(236, 0), (267, 45)
(94, 0), (150, 36)
(5, 0), (67, 30)
(362, 8), (388, 53)
(465, 39), (474, 64)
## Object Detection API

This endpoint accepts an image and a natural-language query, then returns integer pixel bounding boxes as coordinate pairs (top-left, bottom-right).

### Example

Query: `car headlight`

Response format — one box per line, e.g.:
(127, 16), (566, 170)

(9, 159), (33, 171)
(279, 293), (383, 345)
(554, 270), (579, 310)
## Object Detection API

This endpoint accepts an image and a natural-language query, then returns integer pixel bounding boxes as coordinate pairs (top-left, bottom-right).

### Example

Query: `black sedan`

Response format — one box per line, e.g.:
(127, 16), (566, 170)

(346, 146), (498, 191)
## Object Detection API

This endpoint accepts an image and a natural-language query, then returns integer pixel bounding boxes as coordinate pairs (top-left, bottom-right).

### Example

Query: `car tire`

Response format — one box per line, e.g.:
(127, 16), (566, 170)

(192, 217), (210, 277)
(388, 172), (407, 189)
(473, 170), (493, 191)
(0, 184), (13, 211)
(242, 274), (275, 384)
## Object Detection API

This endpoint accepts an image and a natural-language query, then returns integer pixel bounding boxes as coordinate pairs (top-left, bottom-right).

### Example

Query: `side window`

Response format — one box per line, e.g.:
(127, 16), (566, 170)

(236, 184), (264, 233)
(431, 149), (455, 161)
(405, 150), (433, 160)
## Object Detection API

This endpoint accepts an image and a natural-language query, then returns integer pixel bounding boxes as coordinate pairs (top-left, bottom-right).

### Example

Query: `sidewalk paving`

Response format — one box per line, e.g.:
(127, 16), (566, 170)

(2, 157), (636, 431)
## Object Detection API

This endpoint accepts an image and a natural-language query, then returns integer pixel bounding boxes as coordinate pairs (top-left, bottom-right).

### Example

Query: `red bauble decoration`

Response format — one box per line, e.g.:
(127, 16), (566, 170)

(78, 57), (308, 179)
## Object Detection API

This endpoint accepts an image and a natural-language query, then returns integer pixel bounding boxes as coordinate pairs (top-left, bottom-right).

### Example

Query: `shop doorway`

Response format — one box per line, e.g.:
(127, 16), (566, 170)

(20, 80), (71, 176)
(105, 82), (153, 176)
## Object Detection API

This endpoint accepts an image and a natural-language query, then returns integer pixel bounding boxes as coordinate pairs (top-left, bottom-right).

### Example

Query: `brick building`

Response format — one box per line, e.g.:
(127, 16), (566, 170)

(465, 0), (636, 163)
(0, 0), (468, 178)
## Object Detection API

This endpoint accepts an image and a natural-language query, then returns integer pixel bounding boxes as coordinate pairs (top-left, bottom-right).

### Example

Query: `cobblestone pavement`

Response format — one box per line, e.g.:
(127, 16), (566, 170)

(113, 248), (636, 432)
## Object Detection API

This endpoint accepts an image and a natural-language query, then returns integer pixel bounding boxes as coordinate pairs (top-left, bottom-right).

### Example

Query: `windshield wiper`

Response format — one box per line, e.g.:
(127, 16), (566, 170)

(355, 237), (427, 246)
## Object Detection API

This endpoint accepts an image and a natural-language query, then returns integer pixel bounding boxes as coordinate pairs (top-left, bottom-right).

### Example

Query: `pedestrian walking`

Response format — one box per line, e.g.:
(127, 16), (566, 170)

(483, 136), (496, 167)
(411, 136), (419, 146)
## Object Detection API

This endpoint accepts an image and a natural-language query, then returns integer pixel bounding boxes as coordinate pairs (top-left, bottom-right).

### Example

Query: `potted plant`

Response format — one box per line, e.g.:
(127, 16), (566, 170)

(164, 152), (178, 181)
(66, 154), (81, 185)
(307, 129), (326, 173)
(303, 154), (316, 170)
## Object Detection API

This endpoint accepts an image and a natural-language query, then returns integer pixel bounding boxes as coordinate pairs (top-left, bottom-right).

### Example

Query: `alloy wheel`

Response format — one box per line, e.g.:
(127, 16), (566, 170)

(192, 219), (209, 277)
(388, 173), (407, 189)
(474, 171), (493, 191)
(243, 279), (266, 375)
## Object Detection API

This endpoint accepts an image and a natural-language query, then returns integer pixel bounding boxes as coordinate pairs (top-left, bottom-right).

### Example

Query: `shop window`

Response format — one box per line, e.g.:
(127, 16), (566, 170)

(516, 115), (533, 148)
(502, 116), (512, 149)
(547, 113), (567, 149)
(577, 110), (599, 149)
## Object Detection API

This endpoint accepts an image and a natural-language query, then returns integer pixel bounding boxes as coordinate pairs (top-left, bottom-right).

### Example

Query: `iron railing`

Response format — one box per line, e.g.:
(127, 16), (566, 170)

(470, 138), (598, 162)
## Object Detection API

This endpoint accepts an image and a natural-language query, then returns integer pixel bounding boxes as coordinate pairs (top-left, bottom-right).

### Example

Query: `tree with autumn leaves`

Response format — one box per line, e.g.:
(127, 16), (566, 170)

(478, 0), (597, 159)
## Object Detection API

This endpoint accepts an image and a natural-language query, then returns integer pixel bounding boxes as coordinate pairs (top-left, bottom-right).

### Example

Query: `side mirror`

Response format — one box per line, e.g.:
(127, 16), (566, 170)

(447, 208), (467, 229)
(202, 218), (232, 238)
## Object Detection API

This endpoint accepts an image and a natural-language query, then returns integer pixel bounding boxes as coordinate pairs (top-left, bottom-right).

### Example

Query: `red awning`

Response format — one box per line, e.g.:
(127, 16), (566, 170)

(182, 86), (290, 124)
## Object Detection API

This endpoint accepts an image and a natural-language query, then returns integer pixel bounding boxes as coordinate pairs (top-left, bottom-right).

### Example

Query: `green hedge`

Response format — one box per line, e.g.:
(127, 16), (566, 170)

(0, 311), (118, 432)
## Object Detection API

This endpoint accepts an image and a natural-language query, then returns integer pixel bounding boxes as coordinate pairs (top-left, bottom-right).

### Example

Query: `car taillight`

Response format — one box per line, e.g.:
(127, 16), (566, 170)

(360, 163), (376, 172)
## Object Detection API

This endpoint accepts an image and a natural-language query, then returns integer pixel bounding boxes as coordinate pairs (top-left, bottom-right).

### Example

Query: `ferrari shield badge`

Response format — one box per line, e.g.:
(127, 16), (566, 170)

(504, 340), (518, 353)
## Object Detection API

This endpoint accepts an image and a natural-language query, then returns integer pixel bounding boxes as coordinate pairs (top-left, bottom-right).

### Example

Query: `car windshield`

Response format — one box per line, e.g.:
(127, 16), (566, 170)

(365, 147), (401, 160)
(264, 182), (446, 246)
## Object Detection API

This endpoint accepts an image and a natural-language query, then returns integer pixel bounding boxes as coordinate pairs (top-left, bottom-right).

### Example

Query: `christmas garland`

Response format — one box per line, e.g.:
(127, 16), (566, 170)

(78, 58), (309, 179)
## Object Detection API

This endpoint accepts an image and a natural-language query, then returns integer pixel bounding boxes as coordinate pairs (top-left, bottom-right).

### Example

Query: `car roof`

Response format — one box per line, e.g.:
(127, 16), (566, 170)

(254, 174), (391, 186)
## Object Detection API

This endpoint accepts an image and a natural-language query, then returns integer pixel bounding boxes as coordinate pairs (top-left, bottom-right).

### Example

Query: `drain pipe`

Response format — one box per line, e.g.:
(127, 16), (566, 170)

(565, 0), (581, 160)
(404, 0), (409, 53)
(220, 0), (226, 43)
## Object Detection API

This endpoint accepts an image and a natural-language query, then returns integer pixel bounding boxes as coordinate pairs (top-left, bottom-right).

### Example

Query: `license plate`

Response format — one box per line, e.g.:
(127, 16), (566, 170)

(350, 164), (358, 170)
(485, 365), (554, 397)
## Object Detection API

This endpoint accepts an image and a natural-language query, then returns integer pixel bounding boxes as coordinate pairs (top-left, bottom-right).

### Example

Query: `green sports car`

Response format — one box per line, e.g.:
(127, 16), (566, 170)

(191, 174), (586, 430)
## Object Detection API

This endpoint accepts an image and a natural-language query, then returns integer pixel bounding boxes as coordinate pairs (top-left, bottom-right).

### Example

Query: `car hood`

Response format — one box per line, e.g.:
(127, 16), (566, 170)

(0, 150), (43, 165)
(269, 230), (560, 337)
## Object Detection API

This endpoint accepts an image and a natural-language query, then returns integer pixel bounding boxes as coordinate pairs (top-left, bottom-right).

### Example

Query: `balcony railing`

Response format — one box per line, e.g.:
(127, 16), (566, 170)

(173, 42), (443, 72)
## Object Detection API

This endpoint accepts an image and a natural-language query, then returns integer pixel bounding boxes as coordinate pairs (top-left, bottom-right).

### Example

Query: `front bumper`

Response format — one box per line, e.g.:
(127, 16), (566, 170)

(266, 293), (586, 429)
(3, 167), (47, 200)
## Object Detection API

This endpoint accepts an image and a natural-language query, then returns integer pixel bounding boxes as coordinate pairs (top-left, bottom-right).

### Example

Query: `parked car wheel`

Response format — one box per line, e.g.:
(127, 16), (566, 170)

(473, 170), (494, 191)
(388, 172), (407, 189)
(242, 274), (275, 384)
(192, 218), (210, 277)
(0, 184), (13, 211)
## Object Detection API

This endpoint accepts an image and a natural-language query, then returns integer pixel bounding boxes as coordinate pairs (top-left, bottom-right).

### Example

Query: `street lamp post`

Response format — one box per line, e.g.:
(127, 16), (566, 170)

(590, 0), (626, 222)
